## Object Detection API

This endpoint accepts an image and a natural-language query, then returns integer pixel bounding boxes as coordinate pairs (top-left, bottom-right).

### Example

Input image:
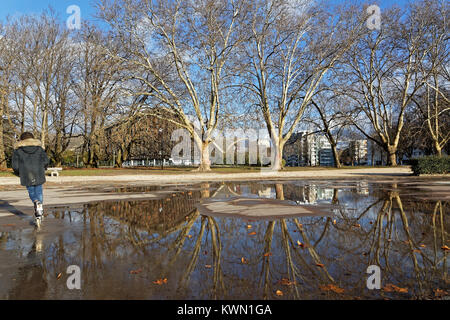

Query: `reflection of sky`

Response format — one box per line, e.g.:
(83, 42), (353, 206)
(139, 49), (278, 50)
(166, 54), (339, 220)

(1, 180), (447, 299)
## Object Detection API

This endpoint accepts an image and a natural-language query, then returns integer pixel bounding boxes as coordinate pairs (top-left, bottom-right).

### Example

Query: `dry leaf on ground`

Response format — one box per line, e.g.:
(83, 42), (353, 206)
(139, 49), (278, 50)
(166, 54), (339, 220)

(316, 263), (325, 268)
(382, 283), (408, 293)
(130, 268), (142, 275)
(280, 278), (296, 286)
(319, 284), (345, 294)
(153, 278), (168, 285)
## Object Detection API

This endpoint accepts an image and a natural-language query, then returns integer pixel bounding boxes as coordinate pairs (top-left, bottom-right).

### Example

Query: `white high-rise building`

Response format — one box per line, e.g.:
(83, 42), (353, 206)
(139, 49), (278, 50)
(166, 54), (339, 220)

(284, 132), (334, 166)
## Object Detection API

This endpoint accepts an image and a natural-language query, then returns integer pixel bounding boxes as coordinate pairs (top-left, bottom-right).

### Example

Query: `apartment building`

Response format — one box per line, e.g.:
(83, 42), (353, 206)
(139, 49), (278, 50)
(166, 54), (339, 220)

(284, 131), (334, 167)
(349, 140), (368, 165)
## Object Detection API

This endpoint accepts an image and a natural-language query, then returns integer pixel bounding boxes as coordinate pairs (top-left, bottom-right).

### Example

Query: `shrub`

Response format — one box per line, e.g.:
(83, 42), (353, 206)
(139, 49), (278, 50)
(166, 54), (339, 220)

(410, 156), (450, 175)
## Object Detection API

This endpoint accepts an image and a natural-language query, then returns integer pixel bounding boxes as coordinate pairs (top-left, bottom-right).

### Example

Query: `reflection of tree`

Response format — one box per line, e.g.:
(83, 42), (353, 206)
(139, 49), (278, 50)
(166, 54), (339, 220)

(259, 220), (275, 299)
(432, 201), (447, 283)
(8, 231), (48, 299)
(361, 184), (448, 298)
(0, 231), (7, 250)
(21, 181), (446, 299)
(256, 184), (336, 299)
(167, 183), (226, 298)
(8, 264), (48, 299)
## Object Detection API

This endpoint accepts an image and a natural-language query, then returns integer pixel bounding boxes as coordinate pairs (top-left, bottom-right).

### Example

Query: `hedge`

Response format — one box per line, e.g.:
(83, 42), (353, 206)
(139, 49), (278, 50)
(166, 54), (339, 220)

(410, 156), (450, 175)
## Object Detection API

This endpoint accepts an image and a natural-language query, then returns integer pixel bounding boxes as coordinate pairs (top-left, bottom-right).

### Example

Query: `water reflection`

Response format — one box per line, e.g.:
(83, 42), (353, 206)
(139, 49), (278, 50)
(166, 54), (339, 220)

(0, 181), (448, 300)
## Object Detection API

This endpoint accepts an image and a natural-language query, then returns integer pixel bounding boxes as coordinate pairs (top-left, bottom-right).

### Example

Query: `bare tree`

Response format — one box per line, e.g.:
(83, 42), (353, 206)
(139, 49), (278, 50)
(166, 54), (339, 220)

(411, 0), (449, 157)
(0, 22), (13, 169)
(336, 4), (439, 166)
(73, 23), (123, 167)
(98, 0), (247, 171)
(240, 0), (364, 170)
(307, 93), (351, 168)
(24, 13), (72, 150)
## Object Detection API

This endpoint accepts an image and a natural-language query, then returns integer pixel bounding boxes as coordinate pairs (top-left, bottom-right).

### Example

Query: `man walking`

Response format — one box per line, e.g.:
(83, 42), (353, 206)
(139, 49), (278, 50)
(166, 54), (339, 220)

(12, 132), (49, 220)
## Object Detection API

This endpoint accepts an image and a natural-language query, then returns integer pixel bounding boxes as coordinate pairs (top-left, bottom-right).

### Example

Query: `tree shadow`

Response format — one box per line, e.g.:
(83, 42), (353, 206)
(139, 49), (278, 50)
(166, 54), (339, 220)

(0, 201), (28, 217)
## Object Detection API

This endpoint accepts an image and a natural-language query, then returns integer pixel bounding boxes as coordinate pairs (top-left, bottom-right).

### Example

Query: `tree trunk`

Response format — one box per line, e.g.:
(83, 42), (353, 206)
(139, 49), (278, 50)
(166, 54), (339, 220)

(434, 141), (442, 157)
(387, 147), (397, 167)
(270, 140), (284, 171)
(275, 184), (284, 200)
(194, 137), (211, 172)
(331, 143), (341, 168)
(0, 102), (6, 169)
(115, 148), (123, 168)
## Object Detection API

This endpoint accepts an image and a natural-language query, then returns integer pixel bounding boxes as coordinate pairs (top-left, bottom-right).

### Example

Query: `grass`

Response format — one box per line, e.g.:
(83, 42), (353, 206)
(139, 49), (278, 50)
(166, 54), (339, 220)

(0, 165), (397, 177)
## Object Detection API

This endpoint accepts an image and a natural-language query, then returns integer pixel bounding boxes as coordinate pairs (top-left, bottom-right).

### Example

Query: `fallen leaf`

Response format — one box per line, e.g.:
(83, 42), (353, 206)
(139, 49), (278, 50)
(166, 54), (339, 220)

(280, 278), (296, 286)
(413, 249), (421, 253)
(441, 245), (450, 251)
(319, 284), (344, 294)
(316, 263), (325, 268)
(353, 224), (361, 228)
(56, 273), (62, 280)
(130, 268), (142, 275)
(153, 278), (168, 285)
(241, 257), (248, 264)
(186, 234), (192, 239)
(246, 225), (252, 229)
(419, 244), (426, 248)
(434, 288), (448, 297)
(333, 220), (337, 225)
(275, 290), (283, 296)
(263, 252), (272, 257)
(248, 231), (257, 236)
(297, 240), (304, 248)
(382, 283), (408, 293)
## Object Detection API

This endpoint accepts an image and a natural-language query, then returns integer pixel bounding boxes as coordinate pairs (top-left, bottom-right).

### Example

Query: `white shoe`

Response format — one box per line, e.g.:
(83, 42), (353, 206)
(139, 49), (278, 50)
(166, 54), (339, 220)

(34, 201), (44, 217)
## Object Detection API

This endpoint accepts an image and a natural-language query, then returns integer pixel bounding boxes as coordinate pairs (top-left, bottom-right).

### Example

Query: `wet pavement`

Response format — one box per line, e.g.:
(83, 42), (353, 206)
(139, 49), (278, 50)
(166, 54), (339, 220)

(0, 179), (448, 300)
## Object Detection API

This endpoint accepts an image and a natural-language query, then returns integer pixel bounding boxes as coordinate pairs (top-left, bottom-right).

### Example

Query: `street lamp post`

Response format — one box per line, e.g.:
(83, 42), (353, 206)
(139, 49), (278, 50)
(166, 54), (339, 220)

(159, 128), (163, 170)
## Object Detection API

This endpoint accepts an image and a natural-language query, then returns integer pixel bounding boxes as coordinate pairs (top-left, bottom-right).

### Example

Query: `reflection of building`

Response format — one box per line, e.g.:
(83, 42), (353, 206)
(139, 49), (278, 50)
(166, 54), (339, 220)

(356, 181), (369, 195)
(284, 132), (334, 166)
(292, 185), (334, 204)
(349, 140), (368, 165)
(258, 187), (276, 199)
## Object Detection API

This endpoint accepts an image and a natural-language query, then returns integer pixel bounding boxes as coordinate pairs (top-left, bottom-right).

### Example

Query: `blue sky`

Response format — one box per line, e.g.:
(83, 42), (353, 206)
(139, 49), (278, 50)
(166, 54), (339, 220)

(0, 0), (411, 24)
(0, 0), (98, 23)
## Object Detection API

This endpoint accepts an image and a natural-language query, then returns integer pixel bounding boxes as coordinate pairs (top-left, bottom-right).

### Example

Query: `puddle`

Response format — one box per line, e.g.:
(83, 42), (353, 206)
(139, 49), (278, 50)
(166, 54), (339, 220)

(0, 180), (448, 299)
